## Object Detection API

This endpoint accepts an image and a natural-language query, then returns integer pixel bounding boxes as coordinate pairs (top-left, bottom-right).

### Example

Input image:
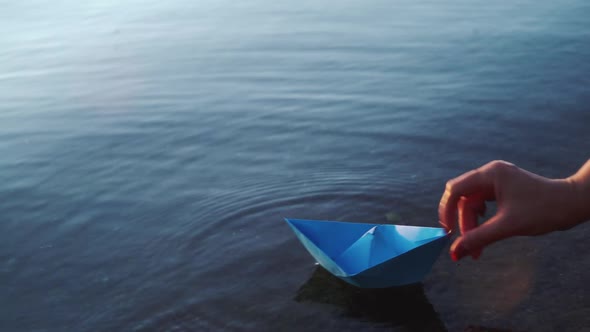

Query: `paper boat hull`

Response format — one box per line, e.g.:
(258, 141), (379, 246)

(285, 218), (449, 288)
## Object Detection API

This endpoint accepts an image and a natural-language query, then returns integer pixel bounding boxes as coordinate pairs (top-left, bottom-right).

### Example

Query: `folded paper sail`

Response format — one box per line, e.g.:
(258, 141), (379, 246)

(284, 218), (450, 288)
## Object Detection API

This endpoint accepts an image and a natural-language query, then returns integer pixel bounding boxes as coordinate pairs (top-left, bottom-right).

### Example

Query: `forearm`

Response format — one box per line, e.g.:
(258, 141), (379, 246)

(566, 159), (590, 225)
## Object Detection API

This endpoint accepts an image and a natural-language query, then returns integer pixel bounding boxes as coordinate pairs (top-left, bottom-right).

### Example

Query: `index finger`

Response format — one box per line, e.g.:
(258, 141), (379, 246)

(438, 168), (493, 231)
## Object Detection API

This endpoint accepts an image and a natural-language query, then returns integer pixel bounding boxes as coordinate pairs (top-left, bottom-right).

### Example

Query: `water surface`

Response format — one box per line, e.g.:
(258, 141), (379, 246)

(1, 0), (589, 331)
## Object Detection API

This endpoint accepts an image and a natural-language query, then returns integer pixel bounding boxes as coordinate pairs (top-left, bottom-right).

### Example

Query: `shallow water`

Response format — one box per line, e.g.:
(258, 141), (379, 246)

(1, 0), (589, 331)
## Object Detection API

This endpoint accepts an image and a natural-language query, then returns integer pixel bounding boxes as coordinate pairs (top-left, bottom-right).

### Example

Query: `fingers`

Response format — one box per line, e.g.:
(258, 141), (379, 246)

(450, 214), (512, 261)
(438, 168), (493, 231)
(442, 160), (518, 261)
(458, 196), (485, 234)
(458, 196), (485, 259)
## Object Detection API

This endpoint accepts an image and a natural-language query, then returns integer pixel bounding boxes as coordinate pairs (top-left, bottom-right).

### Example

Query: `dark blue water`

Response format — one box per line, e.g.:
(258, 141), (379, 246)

(1, 1), (589, 331)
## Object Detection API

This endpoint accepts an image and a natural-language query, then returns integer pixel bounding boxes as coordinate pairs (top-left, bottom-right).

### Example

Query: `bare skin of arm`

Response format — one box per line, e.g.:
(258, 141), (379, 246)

(438, 159), (590, 261)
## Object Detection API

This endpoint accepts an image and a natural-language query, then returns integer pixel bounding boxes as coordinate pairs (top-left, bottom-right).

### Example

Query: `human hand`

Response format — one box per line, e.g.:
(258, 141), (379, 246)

(438, 160), (589, 261)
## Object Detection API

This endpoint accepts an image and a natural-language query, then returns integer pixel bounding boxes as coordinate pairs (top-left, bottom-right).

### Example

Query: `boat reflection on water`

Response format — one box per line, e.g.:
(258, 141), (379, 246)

(295, 267), (520, 332)
(295, 266), (447, 331)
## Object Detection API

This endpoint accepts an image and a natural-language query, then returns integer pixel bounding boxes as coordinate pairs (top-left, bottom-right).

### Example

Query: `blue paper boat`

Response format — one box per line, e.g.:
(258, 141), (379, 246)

(284, 218), (450, 288)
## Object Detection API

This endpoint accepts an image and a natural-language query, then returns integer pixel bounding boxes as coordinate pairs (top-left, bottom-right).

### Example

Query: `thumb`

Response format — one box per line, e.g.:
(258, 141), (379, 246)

(450, 215), (510, 261)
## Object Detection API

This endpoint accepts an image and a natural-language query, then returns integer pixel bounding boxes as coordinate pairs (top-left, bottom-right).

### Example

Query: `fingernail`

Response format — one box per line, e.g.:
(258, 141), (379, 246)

(451, 243), (469, 261)
(472, 249), (482, 260)
(438, 220), (449, 232)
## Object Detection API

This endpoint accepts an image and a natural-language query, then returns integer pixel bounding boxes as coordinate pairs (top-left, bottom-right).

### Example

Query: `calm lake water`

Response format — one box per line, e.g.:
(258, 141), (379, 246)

(1, 1), (589, 331)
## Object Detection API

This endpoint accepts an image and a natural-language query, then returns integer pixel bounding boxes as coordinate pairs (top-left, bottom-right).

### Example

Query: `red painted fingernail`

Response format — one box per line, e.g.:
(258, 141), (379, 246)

(472, 249), (482, 260)
(451, 243), (469, 261)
